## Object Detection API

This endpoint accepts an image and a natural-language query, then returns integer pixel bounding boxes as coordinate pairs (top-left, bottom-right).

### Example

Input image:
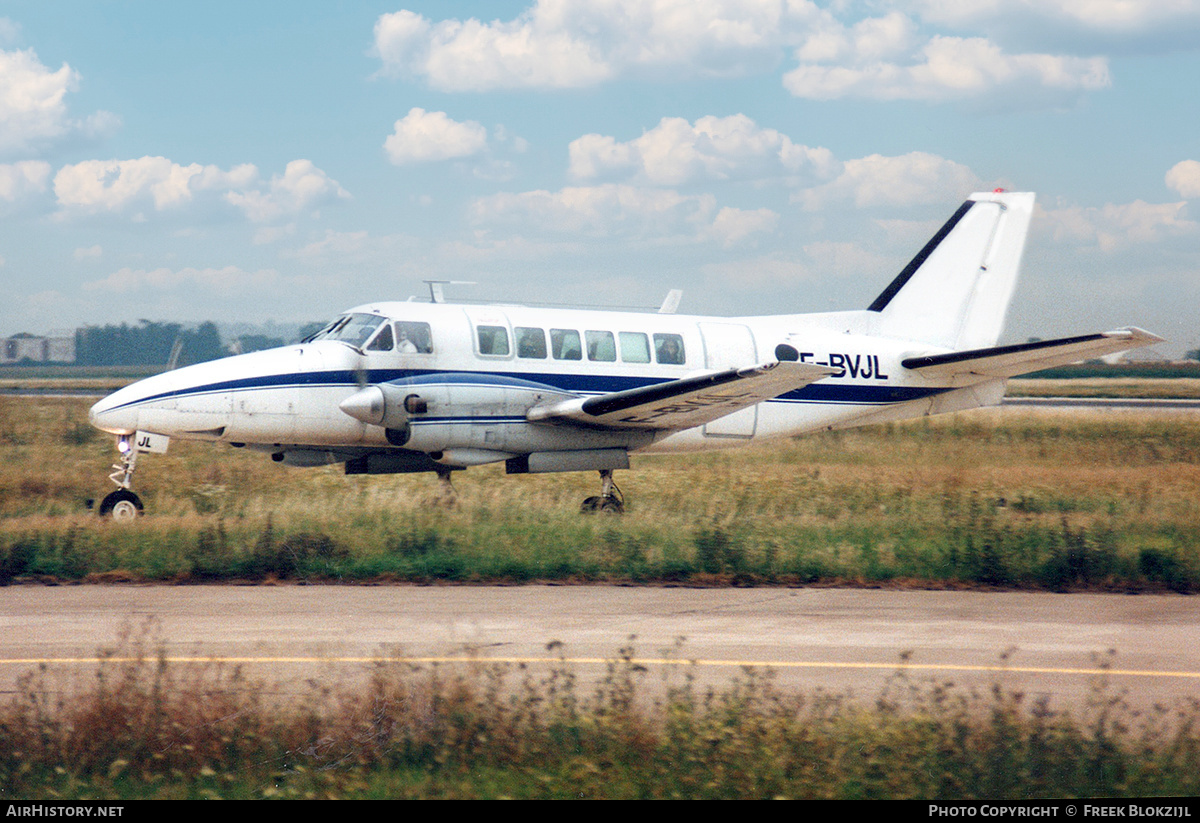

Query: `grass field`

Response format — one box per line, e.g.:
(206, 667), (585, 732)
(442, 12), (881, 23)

(3, 392), (1199, 798)
(2, 637), (1198, 799)
(1, 394), (1198, 591)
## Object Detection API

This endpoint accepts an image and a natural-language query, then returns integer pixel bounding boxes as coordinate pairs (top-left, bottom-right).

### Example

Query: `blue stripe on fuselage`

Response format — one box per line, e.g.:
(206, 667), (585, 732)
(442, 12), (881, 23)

(103, 367), (950, 411)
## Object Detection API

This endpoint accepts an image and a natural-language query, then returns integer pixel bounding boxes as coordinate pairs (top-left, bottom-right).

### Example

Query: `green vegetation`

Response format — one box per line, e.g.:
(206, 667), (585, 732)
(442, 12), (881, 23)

(74, 321), (225, 368)
(1025, 361), (1200, 380)
(3, 393), (1199, 798)
(1, 395), (1199, 591)
(1008, 377), (1200, 399)
(2, 637), (1198, 799)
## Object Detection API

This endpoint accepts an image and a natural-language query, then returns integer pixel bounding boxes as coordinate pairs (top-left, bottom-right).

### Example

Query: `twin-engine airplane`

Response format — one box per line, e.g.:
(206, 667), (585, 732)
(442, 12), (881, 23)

(89, 190), (1161, 519)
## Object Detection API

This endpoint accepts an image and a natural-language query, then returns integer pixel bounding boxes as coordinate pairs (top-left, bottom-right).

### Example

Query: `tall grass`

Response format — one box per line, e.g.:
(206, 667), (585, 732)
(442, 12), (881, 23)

(2, 397), (1199, 590)
(1, 635), (1197, 799)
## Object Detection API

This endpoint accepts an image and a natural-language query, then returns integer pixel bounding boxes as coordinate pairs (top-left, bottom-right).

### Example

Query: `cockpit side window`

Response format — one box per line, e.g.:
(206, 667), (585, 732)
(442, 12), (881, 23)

(366, 324), (394, 351)
(396, 321), (433, 353)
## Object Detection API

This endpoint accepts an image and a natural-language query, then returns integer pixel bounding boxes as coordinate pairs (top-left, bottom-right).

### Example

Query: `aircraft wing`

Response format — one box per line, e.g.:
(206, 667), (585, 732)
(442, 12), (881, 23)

(901, 327), (1164, 380)
(527, 361), (835, 430)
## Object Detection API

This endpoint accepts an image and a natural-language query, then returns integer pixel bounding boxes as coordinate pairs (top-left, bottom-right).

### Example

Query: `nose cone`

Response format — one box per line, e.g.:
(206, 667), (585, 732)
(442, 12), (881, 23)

(339, 386), (385, 425)
(89, 392), (140, 435)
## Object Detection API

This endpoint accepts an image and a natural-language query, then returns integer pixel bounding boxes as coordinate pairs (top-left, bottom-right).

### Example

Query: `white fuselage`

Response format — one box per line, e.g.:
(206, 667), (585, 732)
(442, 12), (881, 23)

(88, 300), (1002, 469)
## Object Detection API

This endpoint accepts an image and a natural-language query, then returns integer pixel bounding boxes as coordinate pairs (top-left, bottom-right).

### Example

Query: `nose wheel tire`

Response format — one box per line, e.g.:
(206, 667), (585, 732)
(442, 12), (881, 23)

(99, 489), (143, 521)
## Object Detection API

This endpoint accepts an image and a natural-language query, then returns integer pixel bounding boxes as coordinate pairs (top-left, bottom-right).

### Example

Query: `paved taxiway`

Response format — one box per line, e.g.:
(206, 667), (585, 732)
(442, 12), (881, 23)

(2, 585), (1197, 710)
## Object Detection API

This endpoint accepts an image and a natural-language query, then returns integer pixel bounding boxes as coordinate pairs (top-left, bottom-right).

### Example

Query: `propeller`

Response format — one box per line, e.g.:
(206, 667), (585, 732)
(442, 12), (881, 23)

(353, 351), (370, 390)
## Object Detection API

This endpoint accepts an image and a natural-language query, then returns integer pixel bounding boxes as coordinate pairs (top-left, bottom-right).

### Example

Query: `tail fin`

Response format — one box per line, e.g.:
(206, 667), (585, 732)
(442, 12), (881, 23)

(868, 191), (1035, 350)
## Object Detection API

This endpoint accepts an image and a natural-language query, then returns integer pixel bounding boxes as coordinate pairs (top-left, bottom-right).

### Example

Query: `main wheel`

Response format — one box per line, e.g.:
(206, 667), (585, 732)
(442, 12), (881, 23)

(598, 497), (624, 514)
(99, 489), (143, 521)
(581, 495), (624, 514)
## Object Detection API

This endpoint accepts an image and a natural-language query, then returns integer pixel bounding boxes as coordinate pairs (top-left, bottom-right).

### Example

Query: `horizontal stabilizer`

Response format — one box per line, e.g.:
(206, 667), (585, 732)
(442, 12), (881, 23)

(901, 327), (1164, 380)
(527, 361), (835, 430)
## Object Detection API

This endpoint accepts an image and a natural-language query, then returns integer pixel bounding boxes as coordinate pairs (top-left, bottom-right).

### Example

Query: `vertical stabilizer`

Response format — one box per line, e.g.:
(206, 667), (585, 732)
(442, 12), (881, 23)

(869, 191), (1035, 350)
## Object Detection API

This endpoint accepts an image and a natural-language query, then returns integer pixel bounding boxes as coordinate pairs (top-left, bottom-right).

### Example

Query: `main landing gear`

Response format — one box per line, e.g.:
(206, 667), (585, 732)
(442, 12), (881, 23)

(580, 469), (624, 514)
(432, 464), (458, 507)
(98, 435), (144, 521)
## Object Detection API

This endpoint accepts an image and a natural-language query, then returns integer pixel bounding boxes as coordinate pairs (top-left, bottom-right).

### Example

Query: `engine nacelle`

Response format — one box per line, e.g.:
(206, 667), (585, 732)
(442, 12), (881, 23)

(341, 376), (572, 453)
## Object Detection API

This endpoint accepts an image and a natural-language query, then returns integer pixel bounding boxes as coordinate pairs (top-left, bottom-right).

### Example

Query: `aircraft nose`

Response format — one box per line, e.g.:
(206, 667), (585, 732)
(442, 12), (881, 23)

(89, 395), (138, 435)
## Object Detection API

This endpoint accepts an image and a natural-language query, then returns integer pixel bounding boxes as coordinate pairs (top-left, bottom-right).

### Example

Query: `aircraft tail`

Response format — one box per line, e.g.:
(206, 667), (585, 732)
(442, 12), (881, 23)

(868, 191), (1035, 351)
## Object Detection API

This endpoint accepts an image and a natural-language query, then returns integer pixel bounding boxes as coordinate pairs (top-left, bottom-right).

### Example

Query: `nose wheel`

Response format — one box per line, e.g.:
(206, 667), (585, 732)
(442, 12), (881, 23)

(581, 469), (624, 514)
(99, 488), (144, 521)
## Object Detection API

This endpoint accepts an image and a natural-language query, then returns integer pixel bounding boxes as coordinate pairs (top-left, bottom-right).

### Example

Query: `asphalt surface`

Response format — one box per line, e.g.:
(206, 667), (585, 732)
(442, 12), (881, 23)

(3, 584), (1197, 711)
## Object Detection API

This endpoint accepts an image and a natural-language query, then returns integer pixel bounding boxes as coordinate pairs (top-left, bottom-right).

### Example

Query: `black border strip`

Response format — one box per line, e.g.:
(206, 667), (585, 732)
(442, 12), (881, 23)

(580, 368), (743, 417)
(867, 200), (976, 312)
(901, 333), (1109, 370)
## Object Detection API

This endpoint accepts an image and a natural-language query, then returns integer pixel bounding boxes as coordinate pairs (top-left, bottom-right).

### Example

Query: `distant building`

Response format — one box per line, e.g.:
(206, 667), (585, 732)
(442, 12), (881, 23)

(1, 332), (76, 364)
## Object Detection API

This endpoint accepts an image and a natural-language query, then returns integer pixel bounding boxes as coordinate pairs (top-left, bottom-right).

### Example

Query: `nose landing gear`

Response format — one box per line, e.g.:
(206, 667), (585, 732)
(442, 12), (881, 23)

(98, 435), (144, 521)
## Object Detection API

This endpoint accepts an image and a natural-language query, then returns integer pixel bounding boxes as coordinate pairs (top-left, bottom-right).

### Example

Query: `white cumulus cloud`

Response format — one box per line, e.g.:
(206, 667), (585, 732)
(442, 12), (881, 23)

(384, 108), (488, 165)
(54, 157), (257, 214)
(1166, 160), (1200, 199)
(912, 0), (1200, 51)
(1037, 199), (1198, 253)
(795, 152), (982, 209)
(0, 160), (51, 201)
(371, 3), (1115, 108)
(0, 47), (118, 157)
(568, 114), (839, 187)
(224, 159), (350, 223)
(372, 1), (826, 91)
(52, 156), (348, 224)
(470, 182), (776, 246)
(784, 32), (1110, 105)
(707, 206), (779, 248)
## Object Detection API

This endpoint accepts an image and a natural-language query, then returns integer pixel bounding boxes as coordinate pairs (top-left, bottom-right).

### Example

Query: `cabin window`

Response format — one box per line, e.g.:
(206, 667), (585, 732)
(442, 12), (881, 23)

(396, 321), (433, 353)
(654, 333), (685, 365)
(515, 327), (547, 359)
(550, 329), (582, 360)
(477, 325), (510, 356)
(586, 331), (616, 362)
(366, 324), (394, 351)
(619, 332), (650, 363)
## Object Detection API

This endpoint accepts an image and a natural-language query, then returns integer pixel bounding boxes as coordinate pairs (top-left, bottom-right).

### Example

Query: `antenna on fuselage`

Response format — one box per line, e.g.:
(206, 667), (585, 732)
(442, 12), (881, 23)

(167, 337), (183, 370)
(424, 280), (477, 303)
(658, 289), (683, 314)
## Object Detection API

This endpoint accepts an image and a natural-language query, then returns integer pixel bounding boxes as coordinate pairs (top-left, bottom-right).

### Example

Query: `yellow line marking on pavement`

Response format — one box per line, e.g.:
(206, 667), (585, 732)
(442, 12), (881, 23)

(2, 656), (1198, 680)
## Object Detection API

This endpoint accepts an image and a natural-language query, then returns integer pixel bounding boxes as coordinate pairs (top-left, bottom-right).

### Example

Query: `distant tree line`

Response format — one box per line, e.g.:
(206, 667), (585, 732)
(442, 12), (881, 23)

(74, 321), (226, 367)
(70, 320), (323, 367)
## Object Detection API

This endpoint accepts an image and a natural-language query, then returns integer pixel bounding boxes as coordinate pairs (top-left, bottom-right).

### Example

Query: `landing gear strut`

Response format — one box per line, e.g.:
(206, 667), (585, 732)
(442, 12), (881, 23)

(99, 435), (144, 521)
(433, 464), (458, 507)
(580, 469), (624, 514)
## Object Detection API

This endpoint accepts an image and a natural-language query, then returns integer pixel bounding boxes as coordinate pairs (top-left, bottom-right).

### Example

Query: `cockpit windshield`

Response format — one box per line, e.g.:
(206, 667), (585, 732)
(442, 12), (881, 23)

(306, 313), (387, 349)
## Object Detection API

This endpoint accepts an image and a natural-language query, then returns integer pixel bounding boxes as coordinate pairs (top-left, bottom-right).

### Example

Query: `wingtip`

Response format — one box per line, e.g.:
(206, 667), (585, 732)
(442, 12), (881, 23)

(1108, 327), (1166, 345)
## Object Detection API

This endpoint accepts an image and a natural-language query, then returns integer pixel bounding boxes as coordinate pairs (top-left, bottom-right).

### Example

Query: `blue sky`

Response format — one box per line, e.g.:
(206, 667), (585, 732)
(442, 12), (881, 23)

(2, 1), (1198, 354)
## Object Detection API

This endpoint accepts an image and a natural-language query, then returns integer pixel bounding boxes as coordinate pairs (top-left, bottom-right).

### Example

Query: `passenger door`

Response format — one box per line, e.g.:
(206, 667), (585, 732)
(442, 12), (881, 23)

(698, 322), (757, 438)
